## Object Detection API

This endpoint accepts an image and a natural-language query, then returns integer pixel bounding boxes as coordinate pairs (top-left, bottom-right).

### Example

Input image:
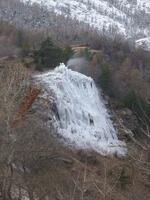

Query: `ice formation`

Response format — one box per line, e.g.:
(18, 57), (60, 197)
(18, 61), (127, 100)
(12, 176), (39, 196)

(35, 64), (127, 156)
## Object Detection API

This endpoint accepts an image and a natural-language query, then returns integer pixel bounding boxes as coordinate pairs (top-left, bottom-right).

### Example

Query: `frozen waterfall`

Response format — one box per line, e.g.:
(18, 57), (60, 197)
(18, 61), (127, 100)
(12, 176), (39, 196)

(35, 64), (127, 156)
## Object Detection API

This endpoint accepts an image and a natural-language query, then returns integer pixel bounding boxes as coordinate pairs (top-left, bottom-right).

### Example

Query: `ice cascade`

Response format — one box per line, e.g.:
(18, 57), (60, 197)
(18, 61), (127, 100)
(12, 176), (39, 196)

(35, 64), (127, 156)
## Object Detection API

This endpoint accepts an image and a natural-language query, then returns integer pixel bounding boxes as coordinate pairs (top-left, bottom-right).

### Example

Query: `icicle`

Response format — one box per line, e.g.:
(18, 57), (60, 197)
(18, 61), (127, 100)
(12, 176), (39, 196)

(35, 64), (127, 156)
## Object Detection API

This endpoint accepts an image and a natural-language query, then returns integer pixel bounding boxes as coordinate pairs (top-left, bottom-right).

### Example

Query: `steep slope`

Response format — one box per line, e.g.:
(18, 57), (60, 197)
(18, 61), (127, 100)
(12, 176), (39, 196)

(35, 64), (127, 156)
(21, 0), (150, 44)
(0, 0), (150, 49)
(22, 0), (127, 36)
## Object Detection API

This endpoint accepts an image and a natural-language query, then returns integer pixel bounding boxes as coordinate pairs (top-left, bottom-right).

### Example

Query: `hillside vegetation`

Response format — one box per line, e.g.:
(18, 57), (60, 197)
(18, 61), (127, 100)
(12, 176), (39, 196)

(0, 60), (149, 200)
(0, 1), (150, 200)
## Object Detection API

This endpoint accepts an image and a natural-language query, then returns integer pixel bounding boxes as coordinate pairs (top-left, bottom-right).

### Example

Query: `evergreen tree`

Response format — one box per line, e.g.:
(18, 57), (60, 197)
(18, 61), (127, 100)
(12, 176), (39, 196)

(34, 38), (73, 71)
(34, 37), (63, 70)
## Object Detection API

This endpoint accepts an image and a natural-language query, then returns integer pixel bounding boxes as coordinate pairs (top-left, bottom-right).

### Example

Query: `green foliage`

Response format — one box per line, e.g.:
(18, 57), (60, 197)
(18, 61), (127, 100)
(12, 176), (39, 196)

(62, 46), (74, 63)
(34, 38), (73, 71)
(124, 91), (150, 124)
(79, 48), (91, 60)
(119, 167), (130, 189)
(124, 91), (139, 111)
(34, 37), (63, 70)
(99, 63), (111, 91)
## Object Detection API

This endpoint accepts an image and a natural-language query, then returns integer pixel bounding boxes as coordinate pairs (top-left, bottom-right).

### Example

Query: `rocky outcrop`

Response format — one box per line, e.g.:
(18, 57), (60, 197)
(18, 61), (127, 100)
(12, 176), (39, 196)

(115, 108), (138, 132)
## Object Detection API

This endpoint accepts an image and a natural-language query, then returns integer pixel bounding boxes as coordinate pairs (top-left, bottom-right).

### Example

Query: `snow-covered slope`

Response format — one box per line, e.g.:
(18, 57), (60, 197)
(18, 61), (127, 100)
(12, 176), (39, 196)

(0, 0), (150, 49)
(35, 64), (127, 156)
(136, 37), (150, 51)
(22, 0), (150, 40)
(22, 0), (127, 36)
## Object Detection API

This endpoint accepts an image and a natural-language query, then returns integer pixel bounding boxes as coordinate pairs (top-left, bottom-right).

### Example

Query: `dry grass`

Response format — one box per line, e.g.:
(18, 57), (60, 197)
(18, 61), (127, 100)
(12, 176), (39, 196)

(0, 58), (149, 200)
(10, 138), (149, 200)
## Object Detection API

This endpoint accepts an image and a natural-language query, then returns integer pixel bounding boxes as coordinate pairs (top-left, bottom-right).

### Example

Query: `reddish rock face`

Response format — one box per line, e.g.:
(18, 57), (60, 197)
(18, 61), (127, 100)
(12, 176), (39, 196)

(12, 87), (41, 128)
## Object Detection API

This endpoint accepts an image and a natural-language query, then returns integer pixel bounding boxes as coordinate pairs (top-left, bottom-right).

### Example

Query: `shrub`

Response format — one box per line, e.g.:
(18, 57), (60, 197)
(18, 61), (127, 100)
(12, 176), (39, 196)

(119, 167), (130, 189)
(34, 38), (73, 70)
(62, 46), (74, 63)
(79, 48), (91, 60)
(124, 91), (150, 126)
(34, 37), (63, 70)
(99, 62), (111, 91)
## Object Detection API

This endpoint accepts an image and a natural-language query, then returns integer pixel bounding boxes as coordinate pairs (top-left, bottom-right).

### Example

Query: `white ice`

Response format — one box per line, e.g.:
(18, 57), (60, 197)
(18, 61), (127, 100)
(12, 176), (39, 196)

(136, 37), (150, 51)
(35, 64), (127, 156)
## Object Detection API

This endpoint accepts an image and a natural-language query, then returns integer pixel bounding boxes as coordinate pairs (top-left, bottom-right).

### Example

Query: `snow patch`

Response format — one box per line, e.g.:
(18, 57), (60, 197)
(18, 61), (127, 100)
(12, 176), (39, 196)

(136, 37), (150, 51)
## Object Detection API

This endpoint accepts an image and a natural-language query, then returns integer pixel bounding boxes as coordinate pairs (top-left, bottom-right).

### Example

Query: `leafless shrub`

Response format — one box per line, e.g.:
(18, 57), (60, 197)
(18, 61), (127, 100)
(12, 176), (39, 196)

(0, 61), (29, 134)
